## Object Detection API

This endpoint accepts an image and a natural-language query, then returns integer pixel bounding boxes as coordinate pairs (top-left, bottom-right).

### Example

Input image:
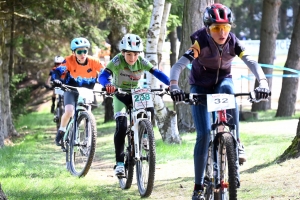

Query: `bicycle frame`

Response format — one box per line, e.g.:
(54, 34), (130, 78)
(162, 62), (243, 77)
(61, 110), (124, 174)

(59, 86), (99, 148)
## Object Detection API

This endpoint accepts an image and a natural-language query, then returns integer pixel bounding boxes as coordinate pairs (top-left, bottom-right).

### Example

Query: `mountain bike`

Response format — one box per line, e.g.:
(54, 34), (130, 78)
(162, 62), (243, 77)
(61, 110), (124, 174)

(55, 84), (102, 177)
(53, 88), (64, 131)
(113, 88), (163, 197)
(184, 92), (267, 200)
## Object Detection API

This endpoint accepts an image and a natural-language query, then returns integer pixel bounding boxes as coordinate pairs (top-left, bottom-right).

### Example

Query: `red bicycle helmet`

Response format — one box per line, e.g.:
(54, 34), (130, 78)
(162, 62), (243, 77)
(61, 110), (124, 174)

(203, 3), (233, 26)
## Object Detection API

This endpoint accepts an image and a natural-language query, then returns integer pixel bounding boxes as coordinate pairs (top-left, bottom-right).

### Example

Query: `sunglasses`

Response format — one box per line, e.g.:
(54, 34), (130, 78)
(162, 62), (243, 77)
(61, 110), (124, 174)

(54, 63), (61, 66)
(209, 24), (231, 33)
(75, 49), (88, 55)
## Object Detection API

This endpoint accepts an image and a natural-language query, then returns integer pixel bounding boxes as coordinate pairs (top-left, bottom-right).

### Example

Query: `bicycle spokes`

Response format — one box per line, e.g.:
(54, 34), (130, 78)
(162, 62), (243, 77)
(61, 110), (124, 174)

(68, 111), (97, 177)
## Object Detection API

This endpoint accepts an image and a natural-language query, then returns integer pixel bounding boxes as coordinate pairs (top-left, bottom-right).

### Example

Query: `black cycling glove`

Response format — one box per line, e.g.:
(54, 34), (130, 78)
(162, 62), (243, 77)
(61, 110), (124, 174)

(53, 79), (62, 87)
(254, 79), (271, 99)
(170, 85), (185, 102)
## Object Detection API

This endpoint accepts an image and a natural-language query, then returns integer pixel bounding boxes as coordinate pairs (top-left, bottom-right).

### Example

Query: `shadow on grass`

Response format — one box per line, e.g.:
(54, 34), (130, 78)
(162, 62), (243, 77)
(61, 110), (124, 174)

(240, 157), (281, 174)
(5, 181), (140, 200)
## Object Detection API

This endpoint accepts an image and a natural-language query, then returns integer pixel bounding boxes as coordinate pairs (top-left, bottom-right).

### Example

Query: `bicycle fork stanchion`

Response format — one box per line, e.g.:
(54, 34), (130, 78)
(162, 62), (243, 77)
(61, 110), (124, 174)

(131, 110), (149, 161)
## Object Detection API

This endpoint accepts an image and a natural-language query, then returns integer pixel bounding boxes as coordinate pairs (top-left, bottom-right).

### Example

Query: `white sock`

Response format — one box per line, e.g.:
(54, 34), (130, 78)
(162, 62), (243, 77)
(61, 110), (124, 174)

(59, 127), (66, 132)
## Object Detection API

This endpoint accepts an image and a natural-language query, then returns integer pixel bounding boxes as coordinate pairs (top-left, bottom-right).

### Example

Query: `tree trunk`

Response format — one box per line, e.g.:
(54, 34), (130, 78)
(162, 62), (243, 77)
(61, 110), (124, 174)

(276, 4), (300, 117)
(0, 2), (18, 147)
(279, 118), (300, 161)
(157, 2), (171, 67)
(168, 29), (178, 68)
(279, 3), (287, 38)
(292, 0), (300, 26)
(145, 0), (181, 144)
(104, 97), (114, 123)
(0, 184), (7, 200)
(176, 0), (213, 133)
(8, 0), (15, 80)
(104, 28), (124, 122)
(0, 62), (4, 148)
(251, 0), (281, 112)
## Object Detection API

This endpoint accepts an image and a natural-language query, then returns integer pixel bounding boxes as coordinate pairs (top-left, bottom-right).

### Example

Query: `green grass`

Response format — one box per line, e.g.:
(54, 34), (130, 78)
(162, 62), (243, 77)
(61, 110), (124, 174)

(155, 130), (195, 163)
(0, 107), (299, 199)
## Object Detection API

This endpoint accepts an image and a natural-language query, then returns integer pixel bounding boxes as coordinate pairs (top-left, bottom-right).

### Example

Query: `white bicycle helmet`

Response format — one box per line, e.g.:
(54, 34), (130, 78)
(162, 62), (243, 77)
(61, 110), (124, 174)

(70, 37), (90, 51)
(54, 56), (64, 63)
(119, 34), (143, 52)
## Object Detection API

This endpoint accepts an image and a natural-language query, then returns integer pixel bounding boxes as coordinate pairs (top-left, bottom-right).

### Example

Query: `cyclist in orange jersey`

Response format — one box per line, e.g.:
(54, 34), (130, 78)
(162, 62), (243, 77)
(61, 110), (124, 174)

(52, 37), (104, 146)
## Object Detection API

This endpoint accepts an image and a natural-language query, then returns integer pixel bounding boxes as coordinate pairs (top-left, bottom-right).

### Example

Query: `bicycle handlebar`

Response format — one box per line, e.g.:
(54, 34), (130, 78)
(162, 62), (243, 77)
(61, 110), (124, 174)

(54, 84), (105, 94)
(101, 87), (166, 95)
(177, 91), (269, 106)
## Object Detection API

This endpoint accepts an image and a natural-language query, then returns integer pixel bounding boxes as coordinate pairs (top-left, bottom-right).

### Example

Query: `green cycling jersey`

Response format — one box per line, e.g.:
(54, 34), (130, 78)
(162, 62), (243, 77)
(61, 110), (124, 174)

(106, 53), (152, 89)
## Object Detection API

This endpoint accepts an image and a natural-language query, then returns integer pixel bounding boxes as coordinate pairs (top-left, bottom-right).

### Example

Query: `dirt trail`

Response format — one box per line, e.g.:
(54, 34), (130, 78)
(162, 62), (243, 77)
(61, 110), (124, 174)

(31, 84), (300, 199)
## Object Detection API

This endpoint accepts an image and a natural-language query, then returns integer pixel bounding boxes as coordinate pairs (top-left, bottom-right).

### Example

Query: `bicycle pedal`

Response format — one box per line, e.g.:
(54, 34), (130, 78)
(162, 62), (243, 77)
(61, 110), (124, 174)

(61, 145), (66, 152)
(117, 174), (126, 179)
(53, 116), (59, 123)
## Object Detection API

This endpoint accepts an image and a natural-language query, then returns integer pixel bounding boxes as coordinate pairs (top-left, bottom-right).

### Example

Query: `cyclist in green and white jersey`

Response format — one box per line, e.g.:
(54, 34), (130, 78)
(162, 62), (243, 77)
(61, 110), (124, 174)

(98, 33), (170, 176)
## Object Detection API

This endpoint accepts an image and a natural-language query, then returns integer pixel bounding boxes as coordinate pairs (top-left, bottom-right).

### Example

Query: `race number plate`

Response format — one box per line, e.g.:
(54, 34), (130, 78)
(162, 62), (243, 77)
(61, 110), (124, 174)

(77, 88), (94, 104)
(54, 88), (64, 95)
(207, 94), (235, 112)
(131, 88), (153, 109)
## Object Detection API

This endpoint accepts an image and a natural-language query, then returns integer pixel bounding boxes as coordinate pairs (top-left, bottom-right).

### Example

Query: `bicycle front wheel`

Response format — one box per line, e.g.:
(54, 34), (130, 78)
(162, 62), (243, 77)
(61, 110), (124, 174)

(69, 111), (97, 177)
(56, 103), (64, 131)
(136, 119), (155, 197)
(118, 131), (134, 189)
(216, 132), (238, 200)
(204, 141), (218, 200)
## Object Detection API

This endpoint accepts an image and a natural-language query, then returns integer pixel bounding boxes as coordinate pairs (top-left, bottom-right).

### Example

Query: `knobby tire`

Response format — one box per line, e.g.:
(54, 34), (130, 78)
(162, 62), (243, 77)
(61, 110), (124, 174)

(69, 111), (97, 177)
(204, 142), (220, 200)
(136, 119), (155, 197)
(118, 131), (134, 189)
(217, 133), (238, 200)
(56, 103), (64, 131)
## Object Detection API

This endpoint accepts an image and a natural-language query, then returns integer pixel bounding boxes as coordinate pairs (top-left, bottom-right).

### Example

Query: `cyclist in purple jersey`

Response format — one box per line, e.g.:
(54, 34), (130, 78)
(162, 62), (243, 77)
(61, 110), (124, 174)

(169, 3), (270, 199)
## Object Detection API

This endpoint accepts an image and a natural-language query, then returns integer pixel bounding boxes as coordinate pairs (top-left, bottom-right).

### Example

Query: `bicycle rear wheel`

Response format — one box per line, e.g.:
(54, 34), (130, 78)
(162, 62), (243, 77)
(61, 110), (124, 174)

(216, 132), (238, 200)
(136, 119), (155, 197)
(65, 122), (73, 171)
(118, 131), (134, 189)
(55, 102), (64, 131)
(69, 111), (97, 177)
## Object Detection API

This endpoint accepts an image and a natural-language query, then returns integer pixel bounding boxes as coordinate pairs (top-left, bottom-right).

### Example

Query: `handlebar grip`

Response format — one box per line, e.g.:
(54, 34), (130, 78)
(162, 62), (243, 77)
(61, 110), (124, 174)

(151, 88), (163, 92)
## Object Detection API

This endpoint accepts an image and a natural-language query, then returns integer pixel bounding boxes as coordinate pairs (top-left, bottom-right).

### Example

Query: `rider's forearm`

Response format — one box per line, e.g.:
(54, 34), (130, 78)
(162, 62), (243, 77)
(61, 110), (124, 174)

(170, 56), (190, 82)
(241, 55), (267, 81)
(98, 69), (112, 86)
(170, 80), (178, 85)
(149, 68), (170, 85)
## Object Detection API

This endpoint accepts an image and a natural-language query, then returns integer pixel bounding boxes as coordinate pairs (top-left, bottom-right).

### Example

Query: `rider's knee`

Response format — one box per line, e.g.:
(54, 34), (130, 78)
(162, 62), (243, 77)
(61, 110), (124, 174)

(64, 105), (74, 117)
